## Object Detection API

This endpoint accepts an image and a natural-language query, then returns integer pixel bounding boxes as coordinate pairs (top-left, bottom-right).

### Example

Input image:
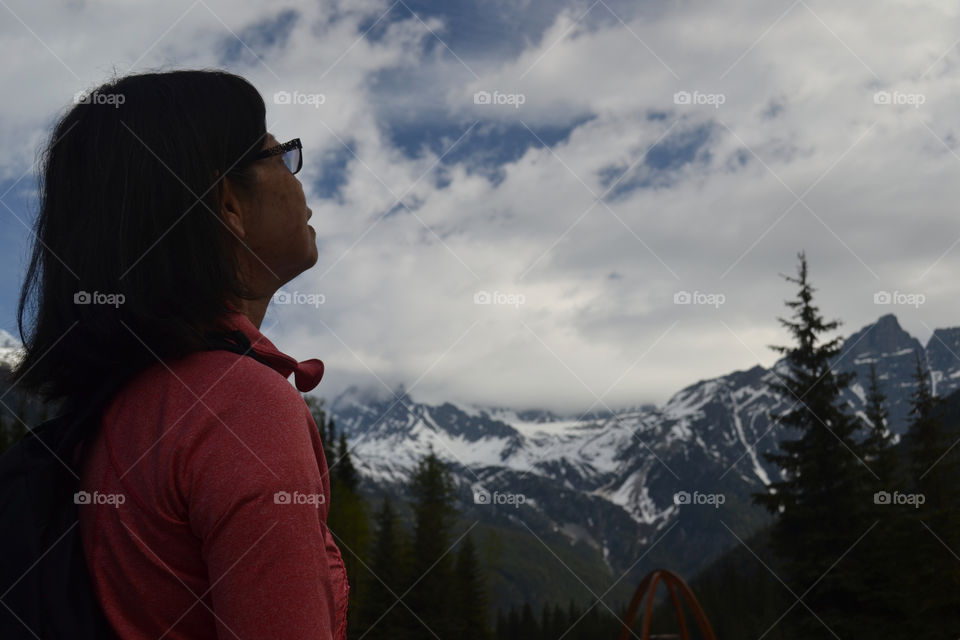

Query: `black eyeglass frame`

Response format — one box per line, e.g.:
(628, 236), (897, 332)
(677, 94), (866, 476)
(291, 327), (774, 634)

(248, 138), (302, 175)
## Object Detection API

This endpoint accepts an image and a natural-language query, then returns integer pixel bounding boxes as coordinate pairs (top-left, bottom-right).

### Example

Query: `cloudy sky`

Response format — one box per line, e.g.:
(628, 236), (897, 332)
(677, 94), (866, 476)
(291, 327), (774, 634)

(1, 0), (958, 413)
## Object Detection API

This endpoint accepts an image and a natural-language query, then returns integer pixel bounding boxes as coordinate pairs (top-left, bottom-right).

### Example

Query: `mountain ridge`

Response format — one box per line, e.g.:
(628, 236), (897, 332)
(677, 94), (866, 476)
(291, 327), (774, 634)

(328, 313), (959, 606)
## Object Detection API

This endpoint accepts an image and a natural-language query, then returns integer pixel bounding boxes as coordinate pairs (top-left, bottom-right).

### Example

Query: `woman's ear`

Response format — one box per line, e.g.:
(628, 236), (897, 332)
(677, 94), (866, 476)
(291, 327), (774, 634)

(215, 170), (246, 241)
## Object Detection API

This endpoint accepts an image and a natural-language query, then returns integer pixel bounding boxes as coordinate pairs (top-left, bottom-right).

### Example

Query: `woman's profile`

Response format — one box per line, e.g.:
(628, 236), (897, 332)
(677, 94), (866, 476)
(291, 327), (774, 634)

(10, 69), (348, 639)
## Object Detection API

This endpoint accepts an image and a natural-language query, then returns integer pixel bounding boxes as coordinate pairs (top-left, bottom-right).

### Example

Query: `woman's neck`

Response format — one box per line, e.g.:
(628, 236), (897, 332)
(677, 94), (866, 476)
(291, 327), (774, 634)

(228, 297), (270, 330)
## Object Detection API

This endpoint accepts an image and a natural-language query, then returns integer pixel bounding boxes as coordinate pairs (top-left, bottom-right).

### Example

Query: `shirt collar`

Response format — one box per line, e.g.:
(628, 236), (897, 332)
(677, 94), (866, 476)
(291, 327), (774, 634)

(218, 302), (325, 393)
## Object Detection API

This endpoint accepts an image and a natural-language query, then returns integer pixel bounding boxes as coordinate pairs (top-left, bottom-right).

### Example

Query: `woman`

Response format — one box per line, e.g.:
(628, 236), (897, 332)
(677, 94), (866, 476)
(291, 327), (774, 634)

(10, 70), (349, 639)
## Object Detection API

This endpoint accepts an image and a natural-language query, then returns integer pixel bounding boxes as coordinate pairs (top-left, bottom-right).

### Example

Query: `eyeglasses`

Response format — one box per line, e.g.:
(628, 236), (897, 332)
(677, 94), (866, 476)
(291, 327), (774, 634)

(249, 138), (302, 175)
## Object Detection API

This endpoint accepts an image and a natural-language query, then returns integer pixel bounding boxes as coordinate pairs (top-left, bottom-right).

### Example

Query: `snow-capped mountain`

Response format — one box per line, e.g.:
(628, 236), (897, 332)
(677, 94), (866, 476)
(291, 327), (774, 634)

(330, 314), (956, 584)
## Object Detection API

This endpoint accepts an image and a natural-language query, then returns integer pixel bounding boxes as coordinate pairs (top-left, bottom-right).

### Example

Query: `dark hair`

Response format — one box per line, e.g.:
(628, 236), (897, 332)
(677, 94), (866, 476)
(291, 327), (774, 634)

(11, 69), (268, 410)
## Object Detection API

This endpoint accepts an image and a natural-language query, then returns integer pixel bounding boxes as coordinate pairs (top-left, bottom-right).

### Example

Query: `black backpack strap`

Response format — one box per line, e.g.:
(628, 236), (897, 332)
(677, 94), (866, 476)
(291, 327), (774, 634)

(26, 376), (125, 468)
(201, 329), (273, 368)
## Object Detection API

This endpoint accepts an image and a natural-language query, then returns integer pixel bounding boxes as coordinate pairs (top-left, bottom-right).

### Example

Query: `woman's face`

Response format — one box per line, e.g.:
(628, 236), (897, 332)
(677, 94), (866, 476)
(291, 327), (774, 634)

(235, 132), (318, 292)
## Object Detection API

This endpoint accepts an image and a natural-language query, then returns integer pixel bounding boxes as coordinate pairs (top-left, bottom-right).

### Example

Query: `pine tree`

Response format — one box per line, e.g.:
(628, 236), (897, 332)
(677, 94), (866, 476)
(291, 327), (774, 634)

(506, 605), (521, 640)
(854, 361), (909, 631)
(453, 533), (491, 639)
(304, 395), (332, 464)
(327, 417), (337, 455)
(330, 493), (369, 639)
(862, 362), (897, 487)
(539, 603), (551, 640)
(550, 603), (566, 639)
(302, 395), (372, 639)
(519, 602), (539, 638)
(565, 599), (580, 637)
(405, 448), (459, 637)
(304, 394), (326, 426)
(495, 610), (508, 639)
(903, 353), (953, 507)
(577, 604), (601, 640)
(752, 251), (874, 636)
(336, 432), (359, 492)
(326, 427), (369, 639)
(900, 353), (960, 633)
(357, 497), (410, 639)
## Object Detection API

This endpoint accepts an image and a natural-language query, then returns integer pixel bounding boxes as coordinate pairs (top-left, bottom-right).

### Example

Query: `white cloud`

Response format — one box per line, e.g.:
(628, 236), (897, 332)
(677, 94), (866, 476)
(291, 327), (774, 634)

(3, 0), (960, 413)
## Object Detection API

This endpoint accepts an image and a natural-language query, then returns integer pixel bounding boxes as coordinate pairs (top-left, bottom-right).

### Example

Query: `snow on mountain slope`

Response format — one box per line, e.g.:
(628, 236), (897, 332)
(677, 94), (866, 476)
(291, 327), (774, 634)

(330, 314), (957, 578)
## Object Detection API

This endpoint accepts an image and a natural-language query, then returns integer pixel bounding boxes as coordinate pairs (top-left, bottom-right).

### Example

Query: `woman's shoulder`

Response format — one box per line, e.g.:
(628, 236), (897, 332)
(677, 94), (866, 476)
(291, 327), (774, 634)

(166, 346), (295, 389)
(153, 349), (316, 474)
(112, 346), (306, 424)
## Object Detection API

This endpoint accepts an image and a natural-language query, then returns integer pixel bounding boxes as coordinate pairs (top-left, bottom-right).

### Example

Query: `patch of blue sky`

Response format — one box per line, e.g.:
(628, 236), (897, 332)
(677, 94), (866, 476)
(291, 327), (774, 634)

(311, 141), (355, 203)
(598, 121), (715, 199)
(356, 0), (565, 59)
(219, 9), (299, 66)
(384, 114), (596, 187)
(0, 178), (39, 333)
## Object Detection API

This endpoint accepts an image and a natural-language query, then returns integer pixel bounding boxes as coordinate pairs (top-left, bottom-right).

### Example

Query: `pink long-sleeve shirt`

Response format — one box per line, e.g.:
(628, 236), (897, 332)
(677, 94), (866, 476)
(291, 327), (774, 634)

(78, 309), (349, 639)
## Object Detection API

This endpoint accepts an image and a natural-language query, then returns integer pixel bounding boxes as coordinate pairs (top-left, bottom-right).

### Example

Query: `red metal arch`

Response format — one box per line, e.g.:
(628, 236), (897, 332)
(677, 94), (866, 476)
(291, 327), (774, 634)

(617, 569), (716, 640)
